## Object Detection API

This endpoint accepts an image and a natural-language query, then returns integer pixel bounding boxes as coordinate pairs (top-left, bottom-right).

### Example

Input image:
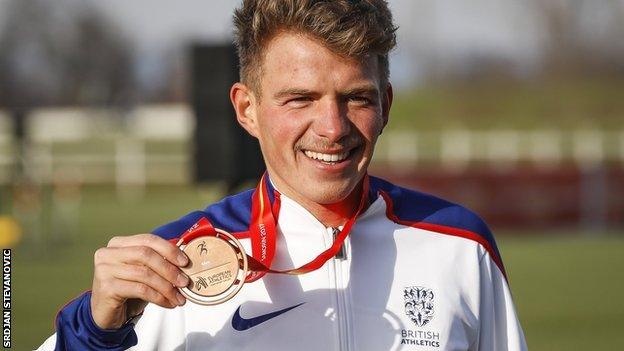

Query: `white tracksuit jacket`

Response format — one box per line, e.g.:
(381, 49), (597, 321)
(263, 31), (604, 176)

(40, 176), (527, 350)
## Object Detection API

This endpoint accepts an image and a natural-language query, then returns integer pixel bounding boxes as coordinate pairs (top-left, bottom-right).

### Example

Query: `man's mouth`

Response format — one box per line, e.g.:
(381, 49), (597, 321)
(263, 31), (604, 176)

(303, 149), (351, 164)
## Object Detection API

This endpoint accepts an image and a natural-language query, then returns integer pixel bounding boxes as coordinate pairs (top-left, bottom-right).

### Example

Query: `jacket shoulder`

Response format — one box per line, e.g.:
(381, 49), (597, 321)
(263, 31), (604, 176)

(151, 188), (254, 240)
(370, 176), (501, 261)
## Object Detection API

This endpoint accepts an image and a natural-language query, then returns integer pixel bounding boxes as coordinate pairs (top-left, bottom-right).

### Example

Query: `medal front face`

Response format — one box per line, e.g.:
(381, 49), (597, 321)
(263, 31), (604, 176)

(178, 229), (248, 305)
(182, 236), (239, 296)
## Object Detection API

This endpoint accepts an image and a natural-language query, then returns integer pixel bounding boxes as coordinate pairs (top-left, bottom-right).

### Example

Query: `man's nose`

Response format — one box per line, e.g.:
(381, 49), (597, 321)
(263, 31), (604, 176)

(313, 99), (351, 142)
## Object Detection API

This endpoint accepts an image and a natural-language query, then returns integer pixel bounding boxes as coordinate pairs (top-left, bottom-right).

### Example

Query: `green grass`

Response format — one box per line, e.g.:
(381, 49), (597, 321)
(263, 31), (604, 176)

(389, 77), (624, 131)
(501, 235), (624, 350)
(9, 185), (624, 350)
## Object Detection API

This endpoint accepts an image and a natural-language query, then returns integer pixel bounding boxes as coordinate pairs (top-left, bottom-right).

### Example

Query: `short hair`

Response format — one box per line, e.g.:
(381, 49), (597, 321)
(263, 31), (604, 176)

(233, 0), (397, 94)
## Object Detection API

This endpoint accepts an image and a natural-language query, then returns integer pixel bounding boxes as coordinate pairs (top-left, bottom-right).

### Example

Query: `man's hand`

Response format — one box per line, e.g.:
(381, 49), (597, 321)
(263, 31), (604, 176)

(90, 234), (190, 330)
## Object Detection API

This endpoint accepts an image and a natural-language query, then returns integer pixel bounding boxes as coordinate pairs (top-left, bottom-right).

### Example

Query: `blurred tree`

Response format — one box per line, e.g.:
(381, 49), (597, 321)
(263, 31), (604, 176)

(0, 0), (135, 216)
(0, 0), (135, 110)
(531, 0), (624, 76)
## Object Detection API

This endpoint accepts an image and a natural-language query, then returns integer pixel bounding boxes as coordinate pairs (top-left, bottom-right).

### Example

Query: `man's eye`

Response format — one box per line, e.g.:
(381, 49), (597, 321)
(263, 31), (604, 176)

(348, 96), (372, 105)
(287, 97), (312, 106)
(292, 97), (312, 102)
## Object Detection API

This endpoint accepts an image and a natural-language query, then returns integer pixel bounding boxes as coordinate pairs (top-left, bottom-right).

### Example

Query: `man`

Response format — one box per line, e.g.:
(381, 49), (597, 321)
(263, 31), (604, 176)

(40, 0), (527, 350)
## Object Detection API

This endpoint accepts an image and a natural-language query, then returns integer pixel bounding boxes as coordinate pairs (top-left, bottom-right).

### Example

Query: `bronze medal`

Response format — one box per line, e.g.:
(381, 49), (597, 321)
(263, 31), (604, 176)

(178, 228), (248, 305)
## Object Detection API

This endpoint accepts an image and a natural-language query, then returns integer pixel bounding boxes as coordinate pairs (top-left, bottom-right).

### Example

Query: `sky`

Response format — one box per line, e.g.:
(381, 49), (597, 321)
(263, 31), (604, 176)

(86, 0), (544, 84)
(2, 0), (618, 89)
(87, 0), (240, 51)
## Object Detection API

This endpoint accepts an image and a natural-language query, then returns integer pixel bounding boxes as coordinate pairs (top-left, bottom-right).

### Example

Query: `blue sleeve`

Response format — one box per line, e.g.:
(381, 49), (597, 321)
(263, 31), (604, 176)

(54, 291), (138, 350)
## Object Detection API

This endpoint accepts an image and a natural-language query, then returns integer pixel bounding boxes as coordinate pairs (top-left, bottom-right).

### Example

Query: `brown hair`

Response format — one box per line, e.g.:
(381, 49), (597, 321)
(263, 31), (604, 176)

(233, 0), (397, 93)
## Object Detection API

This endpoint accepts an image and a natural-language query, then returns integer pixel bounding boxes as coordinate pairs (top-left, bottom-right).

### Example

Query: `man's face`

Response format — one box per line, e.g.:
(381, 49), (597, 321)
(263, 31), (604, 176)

(233, 32), (392, 206)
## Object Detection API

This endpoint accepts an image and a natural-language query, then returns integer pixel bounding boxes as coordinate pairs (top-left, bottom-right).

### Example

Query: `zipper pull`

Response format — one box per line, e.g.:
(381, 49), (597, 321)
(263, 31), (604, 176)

(332, 227), (346, 260)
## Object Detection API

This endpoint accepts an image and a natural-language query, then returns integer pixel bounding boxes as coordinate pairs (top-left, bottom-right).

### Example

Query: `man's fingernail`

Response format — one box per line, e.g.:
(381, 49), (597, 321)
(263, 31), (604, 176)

(177, 273), (189, 287)
(177, 253), (188, 266)
(176, 292), (186, 306)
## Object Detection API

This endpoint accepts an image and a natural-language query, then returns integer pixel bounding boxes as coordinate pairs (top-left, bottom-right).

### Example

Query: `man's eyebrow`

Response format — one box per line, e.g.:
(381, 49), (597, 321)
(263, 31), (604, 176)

(273, 88), (316, 99)
(341, 84), (379, 96)
(272, 85), (379, 99)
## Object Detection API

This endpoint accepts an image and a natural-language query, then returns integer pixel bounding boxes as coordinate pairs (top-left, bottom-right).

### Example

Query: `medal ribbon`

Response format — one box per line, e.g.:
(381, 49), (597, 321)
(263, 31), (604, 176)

(176, 173), (370, 283)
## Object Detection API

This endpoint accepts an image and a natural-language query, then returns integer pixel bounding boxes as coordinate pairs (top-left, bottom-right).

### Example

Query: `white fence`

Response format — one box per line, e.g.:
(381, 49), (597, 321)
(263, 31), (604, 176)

(376, 129), (624, 170)
(1, 105), (623, 186)
(0, 105), (194, 186)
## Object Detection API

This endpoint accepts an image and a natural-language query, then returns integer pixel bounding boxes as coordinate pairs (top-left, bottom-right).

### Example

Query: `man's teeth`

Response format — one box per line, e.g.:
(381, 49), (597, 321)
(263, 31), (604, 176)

(304, 150), (349, 162)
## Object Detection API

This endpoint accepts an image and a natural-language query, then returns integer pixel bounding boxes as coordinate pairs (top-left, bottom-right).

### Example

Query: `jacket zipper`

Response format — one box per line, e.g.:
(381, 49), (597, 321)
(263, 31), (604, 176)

(333, 227), (346, 260)
(330, 227), (351, 351)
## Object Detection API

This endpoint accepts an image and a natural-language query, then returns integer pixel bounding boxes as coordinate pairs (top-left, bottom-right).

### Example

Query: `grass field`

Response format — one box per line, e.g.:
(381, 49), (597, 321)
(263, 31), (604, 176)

(390, 78), (624, 131)
(10, 185), (624, 350)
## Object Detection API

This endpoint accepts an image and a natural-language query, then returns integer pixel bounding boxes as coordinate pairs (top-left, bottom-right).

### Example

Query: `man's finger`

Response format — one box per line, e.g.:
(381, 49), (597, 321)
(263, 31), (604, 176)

(113, 279), (180, 309)
(107, 233), (188, 267)
(113, 263), (186, 307)
(99, 246), (190, 288)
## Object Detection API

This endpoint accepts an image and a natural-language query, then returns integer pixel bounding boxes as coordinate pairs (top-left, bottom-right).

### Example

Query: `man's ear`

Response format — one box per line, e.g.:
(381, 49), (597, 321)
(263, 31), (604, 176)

(381, 82), (393, 130)
(230, 82), (259, 138)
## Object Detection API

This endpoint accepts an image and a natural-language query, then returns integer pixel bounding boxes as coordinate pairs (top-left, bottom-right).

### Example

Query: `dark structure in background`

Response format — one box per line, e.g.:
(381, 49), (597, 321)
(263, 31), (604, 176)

(191, 44), (264, 190)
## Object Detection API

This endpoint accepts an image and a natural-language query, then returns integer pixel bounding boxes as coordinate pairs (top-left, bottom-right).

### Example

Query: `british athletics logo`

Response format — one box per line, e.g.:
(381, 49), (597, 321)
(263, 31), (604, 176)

(401, 286), (440, 348)
(404, 286), (435, 327)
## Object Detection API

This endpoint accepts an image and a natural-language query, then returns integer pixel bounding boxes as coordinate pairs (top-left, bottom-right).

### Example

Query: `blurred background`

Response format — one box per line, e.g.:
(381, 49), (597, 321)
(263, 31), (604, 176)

(0, 0), (623, 349)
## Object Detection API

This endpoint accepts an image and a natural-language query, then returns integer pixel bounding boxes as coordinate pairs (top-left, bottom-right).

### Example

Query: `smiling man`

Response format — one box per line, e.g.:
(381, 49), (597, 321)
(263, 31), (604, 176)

(232, 29), (388, 227)
(40, 1), (526, 350)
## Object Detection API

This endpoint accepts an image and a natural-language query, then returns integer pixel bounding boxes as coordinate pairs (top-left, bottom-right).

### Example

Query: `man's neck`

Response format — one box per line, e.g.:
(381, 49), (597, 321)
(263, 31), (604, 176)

(302, 186), (362, 228)
(268, 178), (363, 228)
